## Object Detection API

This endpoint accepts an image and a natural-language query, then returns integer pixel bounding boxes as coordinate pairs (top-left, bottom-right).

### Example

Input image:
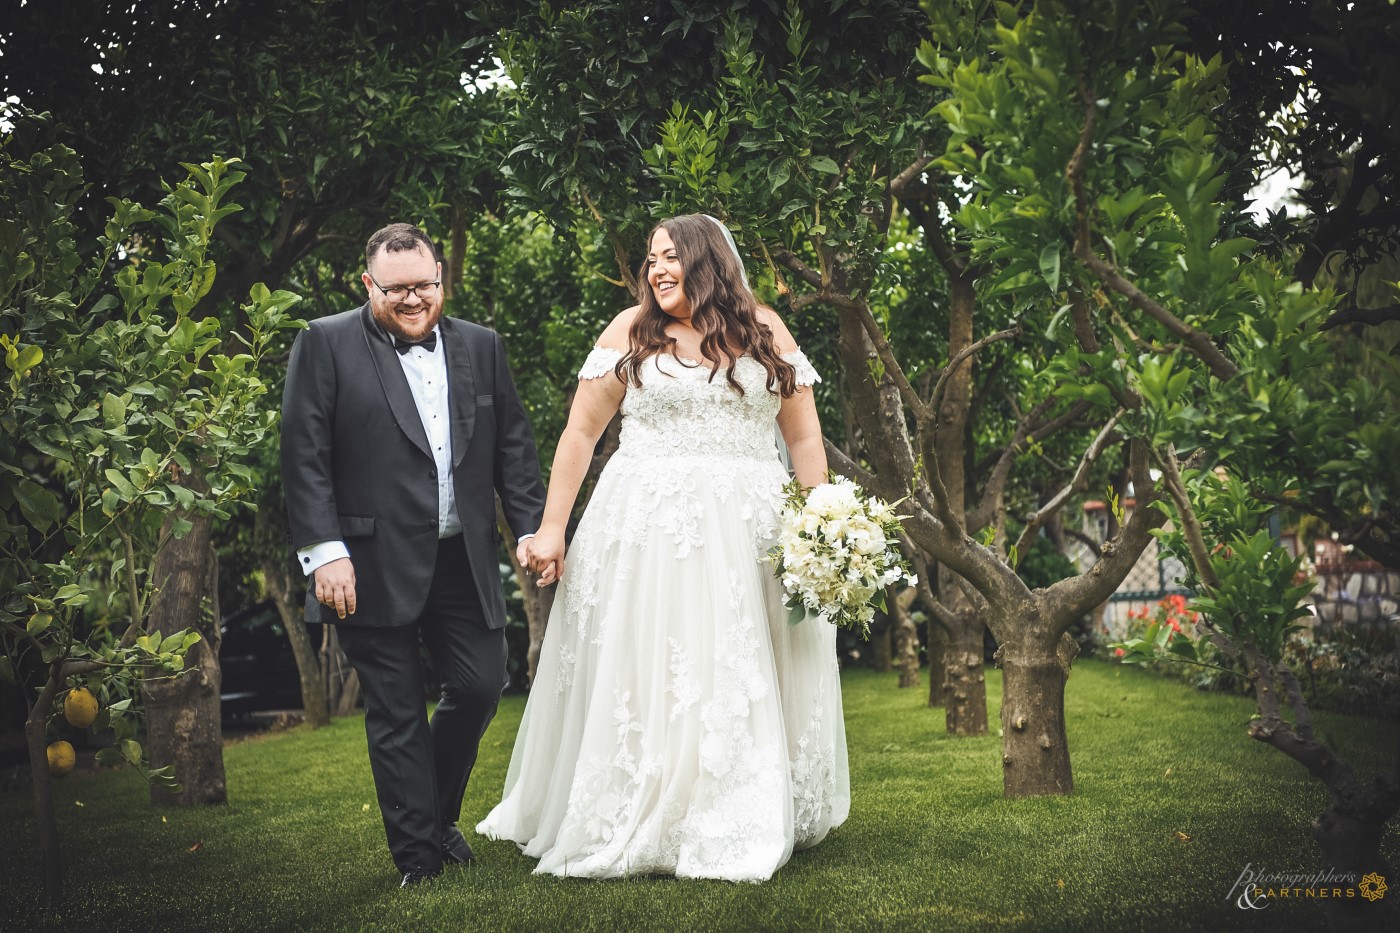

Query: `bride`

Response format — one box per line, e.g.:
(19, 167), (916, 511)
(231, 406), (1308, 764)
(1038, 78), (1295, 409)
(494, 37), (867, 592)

(477, 214), (849, 881)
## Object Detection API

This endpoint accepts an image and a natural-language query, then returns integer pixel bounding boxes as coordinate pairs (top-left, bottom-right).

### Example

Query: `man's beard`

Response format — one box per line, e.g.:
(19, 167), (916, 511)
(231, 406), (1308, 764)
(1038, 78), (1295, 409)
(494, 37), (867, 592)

(372, 301), (442, 343)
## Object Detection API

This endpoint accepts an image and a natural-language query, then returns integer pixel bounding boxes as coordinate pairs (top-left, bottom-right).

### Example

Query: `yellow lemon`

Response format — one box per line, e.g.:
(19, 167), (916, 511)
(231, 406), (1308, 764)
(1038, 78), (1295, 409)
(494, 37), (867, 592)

(64, 687), (99, 729)
(47, 740), (76, 777)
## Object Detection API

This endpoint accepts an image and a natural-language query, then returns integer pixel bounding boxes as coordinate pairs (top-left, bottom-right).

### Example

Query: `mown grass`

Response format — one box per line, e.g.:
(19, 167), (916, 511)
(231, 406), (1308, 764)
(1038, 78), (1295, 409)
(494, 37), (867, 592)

(1, 659), (1395, 932)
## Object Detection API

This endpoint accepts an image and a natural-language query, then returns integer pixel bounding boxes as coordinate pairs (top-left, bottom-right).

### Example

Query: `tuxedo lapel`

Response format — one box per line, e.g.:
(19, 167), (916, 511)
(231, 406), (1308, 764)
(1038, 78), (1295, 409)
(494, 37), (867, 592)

(358, 303), (433, 461)
(440, 319), (476, 468)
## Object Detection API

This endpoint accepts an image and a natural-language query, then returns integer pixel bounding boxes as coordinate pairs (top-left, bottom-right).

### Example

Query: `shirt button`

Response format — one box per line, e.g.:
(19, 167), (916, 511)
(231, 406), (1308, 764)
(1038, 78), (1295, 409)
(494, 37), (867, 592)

(429, 470), (437, 479)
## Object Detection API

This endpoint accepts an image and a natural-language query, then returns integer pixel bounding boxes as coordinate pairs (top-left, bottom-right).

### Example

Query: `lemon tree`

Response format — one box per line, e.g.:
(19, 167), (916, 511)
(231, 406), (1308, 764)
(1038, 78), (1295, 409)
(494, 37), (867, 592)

(0, 111), (302, 905)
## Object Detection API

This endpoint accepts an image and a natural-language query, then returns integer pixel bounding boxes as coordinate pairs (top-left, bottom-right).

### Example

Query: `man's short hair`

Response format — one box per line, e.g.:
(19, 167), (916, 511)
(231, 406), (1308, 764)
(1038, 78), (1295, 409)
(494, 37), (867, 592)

(365, 223), (437, 268)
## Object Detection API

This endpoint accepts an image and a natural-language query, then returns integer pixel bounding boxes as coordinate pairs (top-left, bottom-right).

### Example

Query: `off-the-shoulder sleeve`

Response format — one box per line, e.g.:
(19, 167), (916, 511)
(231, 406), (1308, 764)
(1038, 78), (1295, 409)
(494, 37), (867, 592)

(578, 346), (624, 380)
(782, 349), (821, 386)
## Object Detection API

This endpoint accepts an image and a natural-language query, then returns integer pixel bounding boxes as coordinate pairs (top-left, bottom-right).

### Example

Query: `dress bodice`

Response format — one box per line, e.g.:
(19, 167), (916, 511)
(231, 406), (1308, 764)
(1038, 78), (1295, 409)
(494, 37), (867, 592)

(578, 348), (820, 461)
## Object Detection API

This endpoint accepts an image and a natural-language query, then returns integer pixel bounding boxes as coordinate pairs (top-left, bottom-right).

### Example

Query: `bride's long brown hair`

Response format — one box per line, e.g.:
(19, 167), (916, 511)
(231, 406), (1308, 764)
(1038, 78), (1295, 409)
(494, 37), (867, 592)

(615, 214), (797, 397)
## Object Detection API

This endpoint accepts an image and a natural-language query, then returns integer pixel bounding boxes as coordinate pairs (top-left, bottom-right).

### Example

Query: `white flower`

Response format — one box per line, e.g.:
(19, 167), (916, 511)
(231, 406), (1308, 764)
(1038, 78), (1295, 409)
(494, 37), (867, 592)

(771, 476), (913, 638)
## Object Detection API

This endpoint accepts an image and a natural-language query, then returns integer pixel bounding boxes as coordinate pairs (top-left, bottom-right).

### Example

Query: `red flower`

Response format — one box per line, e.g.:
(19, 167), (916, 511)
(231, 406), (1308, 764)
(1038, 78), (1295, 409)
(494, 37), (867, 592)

(1115, 647), (1125, 657)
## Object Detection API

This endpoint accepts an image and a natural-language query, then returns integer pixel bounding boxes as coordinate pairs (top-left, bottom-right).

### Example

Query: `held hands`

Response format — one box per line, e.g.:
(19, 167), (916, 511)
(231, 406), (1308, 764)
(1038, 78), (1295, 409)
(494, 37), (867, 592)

(521, 528), (566, 587)
(314, 557), (357, 619)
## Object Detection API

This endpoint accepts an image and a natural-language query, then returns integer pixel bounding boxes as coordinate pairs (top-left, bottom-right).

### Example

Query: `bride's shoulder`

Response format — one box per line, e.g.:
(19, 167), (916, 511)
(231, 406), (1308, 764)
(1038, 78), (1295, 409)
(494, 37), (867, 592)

(596, 305), (641, 352)
(755, 305), (799, 354)
(577, 307), (639, 381)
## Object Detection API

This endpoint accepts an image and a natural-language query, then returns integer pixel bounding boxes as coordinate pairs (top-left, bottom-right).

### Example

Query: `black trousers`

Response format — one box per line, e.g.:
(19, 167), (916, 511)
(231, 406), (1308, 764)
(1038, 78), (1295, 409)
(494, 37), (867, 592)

(336, 534), (508, 873)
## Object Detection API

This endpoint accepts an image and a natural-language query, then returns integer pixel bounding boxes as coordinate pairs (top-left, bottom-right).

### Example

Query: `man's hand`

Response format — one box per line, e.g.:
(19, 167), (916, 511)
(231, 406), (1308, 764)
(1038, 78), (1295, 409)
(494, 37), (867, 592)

(314, 557), (357, 619)
(525, 529), (565, 587)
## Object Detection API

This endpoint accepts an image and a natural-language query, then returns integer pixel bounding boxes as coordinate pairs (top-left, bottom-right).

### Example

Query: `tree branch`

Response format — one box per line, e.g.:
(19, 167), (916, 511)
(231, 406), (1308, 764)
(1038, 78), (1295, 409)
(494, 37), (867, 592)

(824, 439), (876, 489)
(1157, 443), (1223, 592)
(1320, 302), (1400, 330)
(1041, 438), (1168, 627)
(928, 323), (1022, 417)
(1013, 410), (1124, 564)
(770, 245), (824, 288)
(580, 187), (638, 297)
(970, 395), (1057, 533)
(1066, 79), (1240, 383)
(117, 528), (145, 649)
(1029, 398), (1095, 443)
(890, 154), (934, 198)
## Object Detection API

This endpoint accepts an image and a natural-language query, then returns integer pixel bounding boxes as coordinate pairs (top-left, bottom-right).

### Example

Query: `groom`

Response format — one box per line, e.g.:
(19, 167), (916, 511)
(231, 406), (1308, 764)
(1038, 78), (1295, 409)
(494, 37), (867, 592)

(280, 223), (545, 887)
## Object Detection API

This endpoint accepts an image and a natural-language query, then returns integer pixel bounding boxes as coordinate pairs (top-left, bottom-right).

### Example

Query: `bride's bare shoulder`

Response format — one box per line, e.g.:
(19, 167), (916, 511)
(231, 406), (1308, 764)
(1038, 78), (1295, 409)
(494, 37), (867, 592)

(756, 305), (798, 354)
(597, 305), (641, 351)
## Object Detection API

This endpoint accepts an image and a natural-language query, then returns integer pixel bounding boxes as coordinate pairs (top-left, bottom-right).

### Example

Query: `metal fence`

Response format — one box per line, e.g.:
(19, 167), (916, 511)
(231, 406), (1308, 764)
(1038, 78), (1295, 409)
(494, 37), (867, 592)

(1107, 551), (1191, 602)
(1310, 560), (1399, 636)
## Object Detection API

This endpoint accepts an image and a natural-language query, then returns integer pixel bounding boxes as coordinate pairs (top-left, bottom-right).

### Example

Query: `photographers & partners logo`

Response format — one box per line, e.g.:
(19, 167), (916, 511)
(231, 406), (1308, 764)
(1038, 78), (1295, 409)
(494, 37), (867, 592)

(1226, 863), (1389, 909)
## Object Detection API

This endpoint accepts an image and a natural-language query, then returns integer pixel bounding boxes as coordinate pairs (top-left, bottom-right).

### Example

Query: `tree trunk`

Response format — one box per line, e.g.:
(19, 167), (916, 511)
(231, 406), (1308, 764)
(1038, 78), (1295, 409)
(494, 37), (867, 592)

(890, 586), (919, 687)
(142, 502), (226, 806)
(257, 509), (329, 728)
(324, 624), (361, 717)
(264, 558), (329, 728)
(997, 634), (1078, 796)
(895, 619), (920, 689)
(942, 622), (989, 737)
(523, 578), (556, 687)
(444, 202), (467, 300)
(24, 664), (64, 905)
(497, 497), (557, 686)
(926, 618), (947, 707)
(939, 572), (988, 734)
(870, 616), (894, 673)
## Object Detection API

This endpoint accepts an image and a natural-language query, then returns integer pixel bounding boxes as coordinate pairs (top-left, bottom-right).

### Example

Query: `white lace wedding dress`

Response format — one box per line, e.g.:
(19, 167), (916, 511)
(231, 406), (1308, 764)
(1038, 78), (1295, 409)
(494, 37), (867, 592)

(477, 348), (849, 881)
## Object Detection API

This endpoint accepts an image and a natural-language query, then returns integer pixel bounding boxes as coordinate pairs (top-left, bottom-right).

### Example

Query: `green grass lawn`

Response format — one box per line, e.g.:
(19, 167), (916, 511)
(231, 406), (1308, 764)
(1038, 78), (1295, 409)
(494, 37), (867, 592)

(1, 659), (1395, 932)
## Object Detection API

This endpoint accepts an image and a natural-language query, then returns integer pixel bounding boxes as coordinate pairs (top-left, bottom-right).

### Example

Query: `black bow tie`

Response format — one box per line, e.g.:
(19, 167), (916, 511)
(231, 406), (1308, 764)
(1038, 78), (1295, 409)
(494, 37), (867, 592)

(394, 332), (437, 354)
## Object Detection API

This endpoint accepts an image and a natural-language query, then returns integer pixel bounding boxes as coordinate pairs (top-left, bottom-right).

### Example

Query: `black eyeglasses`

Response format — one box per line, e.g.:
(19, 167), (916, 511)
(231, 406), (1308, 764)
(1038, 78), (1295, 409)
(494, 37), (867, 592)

(368, 274), (441, 301)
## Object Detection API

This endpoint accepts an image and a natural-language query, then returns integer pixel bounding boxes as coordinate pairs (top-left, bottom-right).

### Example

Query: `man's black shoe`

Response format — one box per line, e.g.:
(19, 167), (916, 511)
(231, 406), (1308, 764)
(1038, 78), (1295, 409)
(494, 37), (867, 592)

(442, 824), (476, 865)
(400, 867), (442, 888)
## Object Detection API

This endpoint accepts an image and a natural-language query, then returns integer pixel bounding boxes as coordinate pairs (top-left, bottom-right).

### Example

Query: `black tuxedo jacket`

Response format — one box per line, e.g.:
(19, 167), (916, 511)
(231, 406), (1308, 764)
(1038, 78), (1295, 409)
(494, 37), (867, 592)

(280, 303), (545, 629)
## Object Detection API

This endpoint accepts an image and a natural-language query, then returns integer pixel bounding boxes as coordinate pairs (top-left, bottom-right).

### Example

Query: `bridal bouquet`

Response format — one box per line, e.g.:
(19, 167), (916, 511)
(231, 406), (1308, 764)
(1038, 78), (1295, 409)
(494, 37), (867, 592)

(769, 475), (917, 638)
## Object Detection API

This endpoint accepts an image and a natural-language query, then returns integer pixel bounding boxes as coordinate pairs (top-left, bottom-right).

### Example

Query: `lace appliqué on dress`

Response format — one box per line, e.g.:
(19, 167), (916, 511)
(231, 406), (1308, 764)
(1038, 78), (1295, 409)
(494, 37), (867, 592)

(780, 350), (821, 387)
(578, 346), (624, 380)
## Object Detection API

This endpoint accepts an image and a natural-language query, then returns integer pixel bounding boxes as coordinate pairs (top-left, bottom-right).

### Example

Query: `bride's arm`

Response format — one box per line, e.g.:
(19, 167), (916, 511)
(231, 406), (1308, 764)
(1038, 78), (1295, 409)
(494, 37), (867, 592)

(763, 307), (828, 488)
(528, 375), (624, 584)
(778, 389), (827, 488)
(527, 309), (635, 585)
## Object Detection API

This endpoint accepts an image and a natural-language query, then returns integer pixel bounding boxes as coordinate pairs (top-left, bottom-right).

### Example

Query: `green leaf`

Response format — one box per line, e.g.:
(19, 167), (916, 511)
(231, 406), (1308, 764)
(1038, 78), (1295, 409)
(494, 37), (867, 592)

(808, 155), (840, 174)
(160, 631), (191, 653)
(14, 479), (61, 532)
(94, 747), (126, 766)
(0, 657), (13, 683)
(102, 391), (127, 429)
(787, 603), (807, 626)
(27, 611), (53, 636)
(104, 468), (137, 498)
(172, 484), (196, 509)
(1039, 242), (1060, 293)
(8, 344), (42, 375)
(121, 739), (143, 765)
